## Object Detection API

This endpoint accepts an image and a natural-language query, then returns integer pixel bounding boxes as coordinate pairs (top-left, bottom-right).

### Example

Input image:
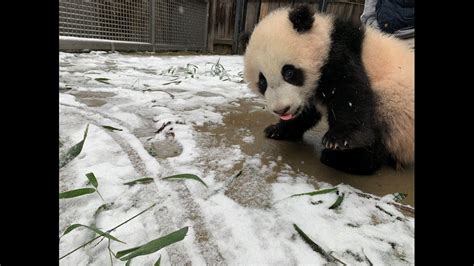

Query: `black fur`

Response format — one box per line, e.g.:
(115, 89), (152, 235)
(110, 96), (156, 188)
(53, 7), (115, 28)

(320, 146), (384, 175)
(282, 64), (305, 86)
(265, 102), (321, 140)
(289, 5), (315, 33)
(258, 72), (267, 95)
(240, 32), (251, 52)
(314, 18), (387, 174)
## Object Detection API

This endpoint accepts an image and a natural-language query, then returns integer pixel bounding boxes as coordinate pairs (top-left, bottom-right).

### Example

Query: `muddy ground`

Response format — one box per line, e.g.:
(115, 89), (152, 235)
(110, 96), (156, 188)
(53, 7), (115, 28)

(198, 99), (414, 206)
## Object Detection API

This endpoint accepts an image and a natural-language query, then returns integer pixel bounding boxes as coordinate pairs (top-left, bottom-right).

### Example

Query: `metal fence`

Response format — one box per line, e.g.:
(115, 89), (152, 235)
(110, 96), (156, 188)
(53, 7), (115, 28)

(59, 0), (209, 52)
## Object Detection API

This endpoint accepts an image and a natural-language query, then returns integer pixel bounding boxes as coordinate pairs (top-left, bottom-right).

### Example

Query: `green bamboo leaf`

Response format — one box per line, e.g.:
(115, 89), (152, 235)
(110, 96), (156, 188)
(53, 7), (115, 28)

(60, 124), (89, 168)
(116, 247), (141, 259)
(155, 255), (161, 266)
(329, 193), (345, 210)
(61, 224), (125, 244)
(59, 188), (96, 199)
(162, 174), (207, 188)
(62, 224), (83, 236)
(393, 192), (408, 203)
(95, 78), (111, 84)
(123, 177), (154, 186)
(125, 260), (132, 266)
(94, 203), (114, 219)
(80, 225), (125, 244)
(289, 187), (338, 198)
(118, 227), (188, 261)
(59, 204), (156, 261)
(293, 224), (335, 262)
(162, 80), (182, 85)
(85, 172), (98, 188)
(102, 125), (123, 132)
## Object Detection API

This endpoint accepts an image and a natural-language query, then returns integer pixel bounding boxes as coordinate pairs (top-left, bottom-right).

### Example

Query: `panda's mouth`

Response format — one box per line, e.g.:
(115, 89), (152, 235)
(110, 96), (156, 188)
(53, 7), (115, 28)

(279, 106), (302, 121)
(280, 114), (294, 120)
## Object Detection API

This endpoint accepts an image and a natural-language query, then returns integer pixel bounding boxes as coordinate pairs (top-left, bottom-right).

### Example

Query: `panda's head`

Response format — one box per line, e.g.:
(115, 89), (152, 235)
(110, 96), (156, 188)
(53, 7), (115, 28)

(243, 5), (333, 120)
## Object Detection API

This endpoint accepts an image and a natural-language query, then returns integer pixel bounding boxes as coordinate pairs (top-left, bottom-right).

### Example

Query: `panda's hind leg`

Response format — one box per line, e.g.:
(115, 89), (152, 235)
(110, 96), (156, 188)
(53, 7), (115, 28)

(320, 147), (384, 175)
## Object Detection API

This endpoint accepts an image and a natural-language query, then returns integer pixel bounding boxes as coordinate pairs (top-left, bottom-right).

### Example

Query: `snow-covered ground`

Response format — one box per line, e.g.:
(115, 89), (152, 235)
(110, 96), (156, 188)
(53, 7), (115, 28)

(59, 51), (414, 265)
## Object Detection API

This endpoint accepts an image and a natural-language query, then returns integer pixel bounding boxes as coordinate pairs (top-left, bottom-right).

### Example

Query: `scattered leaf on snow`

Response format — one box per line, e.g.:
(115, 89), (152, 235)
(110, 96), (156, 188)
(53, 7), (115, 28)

(95, 78), (111, 84)
(85, 172), (99, 188)
(94, 203), (115, 218)
(290, 187), (338, 198)
(329, 193), (345, 209)
(293, 224), (335, 262)
(393, 192), (408, 203)
(154, 255), (161, 266)
(60, 124), (89, 168)
(62, 223), (125, 244)
(162, 174), (208, 188)
(123, 177), (155, 186)
(117, 226), (188, 261)
(59, 188), (96, 199)
(102, 125), (123, 132)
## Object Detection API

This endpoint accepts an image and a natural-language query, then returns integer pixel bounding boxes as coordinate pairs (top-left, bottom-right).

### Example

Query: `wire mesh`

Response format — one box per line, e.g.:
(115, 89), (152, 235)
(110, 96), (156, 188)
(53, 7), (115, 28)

(154, 0), (208, 47)
(59, 0), (208, 49)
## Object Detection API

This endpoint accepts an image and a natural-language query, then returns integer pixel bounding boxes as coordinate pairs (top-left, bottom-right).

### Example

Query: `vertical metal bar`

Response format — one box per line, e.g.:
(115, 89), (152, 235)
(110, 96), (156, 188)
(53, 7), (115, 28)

(256, 0), (261, 23)
(207, 0), (216, 53)
(321, 0), (329, 12)
(204, 0), (210, 51)
(232, 0), (244, 54)
(240, 0), (247, 33)
(150, 0), (156, 51)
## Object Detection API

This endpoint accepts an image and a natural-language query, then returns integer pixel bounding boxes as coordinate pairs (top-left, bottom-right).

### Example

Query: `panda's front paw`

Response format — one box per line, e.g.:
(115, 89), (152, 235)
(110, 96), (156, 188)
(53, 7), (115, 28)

(322, 127), (374, 150)
(322, 130), (350, 150)
(264, 124), (302, 140)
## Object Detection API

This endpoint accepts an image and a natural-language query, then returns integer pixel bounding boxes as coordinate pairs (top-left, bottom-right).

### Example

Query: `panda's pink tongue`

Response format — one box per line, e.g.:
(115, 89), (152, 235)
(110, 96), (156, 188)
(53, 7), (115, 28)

(280, 114), (293, 120)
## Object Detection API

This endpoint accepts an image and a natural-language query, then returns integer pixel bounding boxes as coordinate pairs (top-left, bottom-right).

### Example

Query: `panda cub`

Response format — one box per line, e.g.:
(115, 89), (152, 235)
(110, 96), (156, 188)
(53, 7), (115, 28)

(242, 5), (414, 175)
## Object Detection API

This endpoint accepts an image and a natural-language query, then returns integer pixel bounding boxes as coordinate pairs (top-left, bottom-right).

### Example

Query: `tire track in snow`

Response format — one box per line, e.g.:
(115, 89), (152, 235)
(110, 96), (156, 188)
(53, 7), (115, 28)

(61, 103), (191, 264)
(60, 103), (225, 264)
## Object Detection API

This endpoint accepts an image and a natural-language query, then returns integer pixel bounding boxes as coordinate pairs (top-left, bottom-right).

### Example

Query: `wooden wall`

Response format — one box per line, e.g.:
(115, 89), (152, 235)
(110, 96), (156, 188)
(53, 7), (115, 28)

(207, 0), (237, 54)
(326, 0), (365, 24)
(207, 0), (365, 54)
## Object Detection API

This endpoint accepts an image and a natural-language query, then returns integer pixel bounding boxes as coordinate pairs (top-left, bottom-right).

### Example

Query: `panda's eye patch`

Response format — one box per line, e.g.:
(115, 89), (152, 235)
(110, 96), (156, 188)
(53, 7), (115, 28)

(282, 64), (304, 86)
(258, 72), (267, 94)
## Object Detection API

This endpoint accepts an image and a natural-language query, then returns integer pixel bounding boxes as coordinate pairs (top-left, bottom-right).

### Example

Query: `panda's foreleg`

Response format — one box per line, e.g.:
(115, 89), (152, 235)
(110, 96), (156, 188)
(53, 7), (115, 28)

(264, 103), (321, 140)
(318, 82), (386, 174)
(319, 83), (377, 150)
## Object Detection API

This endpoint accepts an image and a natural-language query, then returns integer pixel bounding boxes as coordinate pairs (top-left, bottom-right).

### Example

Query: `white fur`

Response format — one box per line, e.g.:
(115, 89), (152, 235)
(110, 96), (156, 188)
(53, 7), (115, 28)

(244, 8), (333, 116)
(362, 27), (414, 166)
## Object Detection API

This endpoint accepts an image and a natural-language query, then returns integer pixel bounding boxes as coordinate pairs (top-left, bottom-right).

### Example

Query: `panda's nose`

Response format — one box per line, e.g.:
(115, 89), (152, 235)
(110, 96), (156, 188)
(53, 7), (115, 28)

(273, 106), (290, 115)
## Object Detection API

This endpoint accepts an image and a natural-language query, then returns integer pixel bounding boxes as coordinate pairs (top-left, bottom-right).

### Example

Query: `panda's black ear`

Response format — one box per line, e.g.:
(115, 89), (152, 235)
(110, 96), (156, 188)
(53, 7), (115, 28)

(289, 5), (315, 33)
(239, 31), (252, 53)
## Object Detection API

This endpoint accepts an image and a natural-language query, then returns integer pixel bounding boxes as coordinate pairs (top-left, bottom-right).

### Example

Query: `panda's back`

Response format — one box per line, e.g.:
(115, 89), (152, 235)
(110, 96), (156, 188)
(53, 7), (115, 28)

(361, 27), (414, 166)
